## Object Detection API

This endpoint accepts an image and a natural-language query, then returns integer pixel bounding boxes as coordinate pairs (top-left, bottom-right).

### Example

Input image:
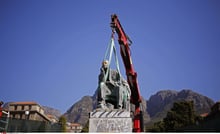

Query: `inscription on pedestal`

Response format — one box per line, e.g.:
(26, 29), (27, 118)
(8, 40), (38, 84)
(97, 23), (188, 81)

(89, 110), (132, 133)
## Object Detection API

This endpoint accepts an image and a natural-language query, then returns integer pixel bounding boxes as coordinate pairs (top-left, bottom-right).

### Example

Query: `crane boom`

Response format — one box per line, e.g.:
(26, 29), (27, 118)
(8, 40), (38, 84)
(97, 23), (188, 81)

(110, 14), (143, 132)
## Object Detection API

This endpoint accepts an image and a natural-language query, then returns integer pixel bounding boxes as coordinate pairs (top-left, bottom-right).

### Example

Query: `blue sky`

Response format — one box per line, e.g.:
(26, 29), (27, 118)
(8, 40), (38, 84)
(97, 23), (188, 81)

(1, 0), (220, 113)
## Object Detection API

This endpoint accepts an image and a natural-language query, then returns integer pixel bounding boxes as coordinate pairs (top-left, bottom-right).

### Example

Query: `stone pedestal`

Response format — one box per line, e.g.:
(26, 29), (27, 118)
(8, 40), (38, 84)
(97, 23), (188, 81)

(89, 110), (132, 133)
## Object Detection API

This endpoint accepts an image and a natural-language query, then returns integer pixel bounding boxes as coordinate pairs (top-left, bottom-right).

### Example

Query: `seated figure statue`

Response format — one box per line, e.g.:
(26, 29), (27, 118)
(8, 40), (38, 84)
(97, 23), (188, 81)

(97, 60), (131, 111)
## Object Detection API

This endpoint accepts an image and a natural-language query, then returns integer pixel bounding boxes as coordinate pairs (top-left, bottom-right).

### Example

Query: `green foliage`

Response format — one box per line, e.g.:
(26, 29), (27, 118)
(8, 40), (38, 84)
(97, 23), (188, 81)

(147, 101), (197, 132)
(81, 120), (89, 133)
(147, 121), (165, 132)
(59, 116), (67, 132)
(163, 101), (196, 131)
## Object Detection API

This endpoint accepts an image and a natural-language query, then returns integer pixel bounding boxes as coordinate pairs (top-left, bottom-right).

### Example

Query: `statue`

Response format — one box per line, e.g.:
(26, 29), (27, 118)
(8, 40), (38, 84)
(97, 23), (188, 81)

(96, 60), (131, 111)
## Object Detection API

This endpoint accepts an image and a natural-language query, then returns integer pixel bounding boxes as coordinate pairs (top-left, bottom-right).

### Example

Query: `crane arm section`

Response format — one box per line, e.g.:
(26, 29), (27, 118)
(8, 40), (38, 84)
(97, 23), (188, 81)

(110, 14), (141, 105)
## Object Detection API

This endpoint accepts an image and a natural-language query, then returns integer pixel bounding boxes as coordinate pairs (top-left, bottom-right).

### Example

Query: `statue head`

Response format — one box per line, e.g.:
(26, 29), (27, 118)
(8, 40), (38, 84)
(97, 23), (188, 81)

(102, 60), (109, 69)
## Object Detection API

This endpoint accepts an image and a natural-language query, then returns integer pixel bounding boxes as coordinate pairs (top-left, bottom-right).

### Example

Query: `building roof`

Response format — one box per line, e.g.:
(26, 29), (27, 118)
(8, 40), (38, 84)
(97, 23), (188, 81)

(69, 123), (81, 127)
(10, 101), (39, 105)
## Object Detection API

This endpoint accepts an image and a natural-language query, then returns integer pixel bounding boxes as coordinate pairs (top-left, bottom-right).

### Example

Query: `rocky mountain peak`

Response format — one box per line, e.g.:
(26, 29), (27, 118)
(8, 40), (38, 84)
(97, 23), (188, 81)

(63, 96), (95, 125)
(147, 89), (214, 123)
(178, 89), (195, 98)
(42, 106), (62, 118)
(155, 90), (178, 100)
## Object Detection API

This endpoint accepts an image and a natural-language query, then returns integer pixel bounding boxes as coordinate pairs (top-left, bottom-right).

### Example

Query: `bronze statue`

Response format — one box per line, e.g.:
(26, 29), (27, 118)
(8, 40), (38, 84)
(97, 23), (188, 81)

(97, 60), (131, 111)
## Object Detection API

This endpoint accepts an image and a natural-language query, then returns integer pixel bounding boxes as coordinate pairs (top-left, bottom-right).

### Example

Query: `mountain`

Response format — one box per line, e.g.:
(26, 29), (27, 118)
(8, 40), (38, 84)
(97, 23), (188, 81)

(42, 106), (62, 118)
(63, 96), (96, 126)
(147, 89), (215, 123)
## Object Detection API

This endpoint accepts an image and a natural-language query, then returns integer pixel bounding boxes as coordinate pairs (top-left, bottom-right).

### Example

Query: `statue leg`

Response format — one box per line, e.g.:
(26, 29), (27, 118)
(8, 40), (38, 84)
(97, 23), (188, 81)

(115, 86), (123, 109)
(97, 82), (111, 109)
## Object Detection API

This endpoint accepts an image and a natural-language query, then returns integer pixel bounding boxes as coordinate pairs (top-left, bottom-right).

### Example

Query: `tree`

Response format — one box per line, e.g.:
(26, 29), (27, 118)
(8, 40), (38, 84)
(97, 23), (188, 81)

(147, 121), (165, 132)
(81, 120), (89, 132)
(163, 100), (196, 131)
(59, 116), (67, 132)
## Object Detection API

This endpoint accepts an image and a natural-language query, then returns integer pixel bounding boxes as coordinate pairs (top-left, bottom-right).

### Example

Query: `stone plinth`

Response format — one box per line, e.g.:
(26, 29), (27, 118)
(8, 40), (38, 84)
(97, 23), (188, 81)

(89, 110), (132, 133)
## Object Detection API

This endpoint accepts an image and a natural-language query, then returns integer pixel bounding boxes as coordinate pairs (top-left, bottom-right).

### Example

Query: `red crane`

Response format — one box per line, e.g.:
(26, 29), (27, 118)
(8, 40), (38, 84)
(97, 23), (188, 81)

(110, 14), (144, 132)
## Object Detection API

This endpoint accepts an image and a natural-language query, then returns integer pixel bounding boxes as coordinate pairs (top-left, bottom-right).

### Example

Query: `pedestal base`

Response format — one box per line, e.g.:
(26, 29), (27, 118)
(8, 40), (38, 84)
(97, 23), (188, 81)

(89, 110), (132, 132)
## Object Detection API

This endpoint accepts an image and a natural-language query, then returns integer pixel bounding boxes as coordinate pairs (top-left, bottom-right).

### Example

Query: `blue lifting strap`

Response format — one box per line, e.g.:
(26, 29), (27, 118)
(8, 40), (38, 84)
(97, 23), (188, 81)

(103, 36), (121, 82)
